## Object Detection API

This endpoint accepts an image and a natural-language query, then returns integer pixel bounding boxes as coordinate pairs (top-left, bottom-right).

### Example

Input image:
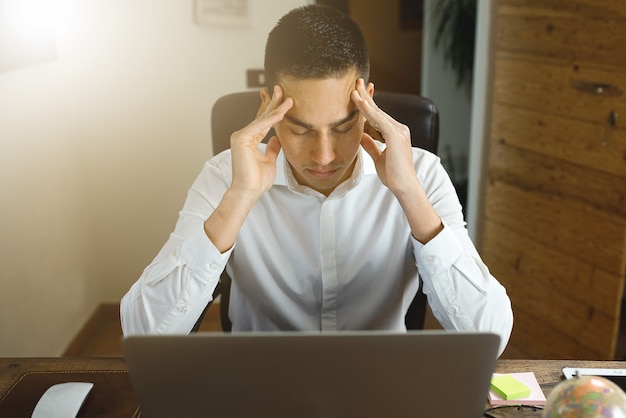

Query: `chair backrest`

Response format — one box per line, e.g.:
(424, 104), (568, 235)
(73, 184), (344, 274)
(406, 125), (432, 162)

(210, 90), (439, 155)
(200, 89), (440, 333)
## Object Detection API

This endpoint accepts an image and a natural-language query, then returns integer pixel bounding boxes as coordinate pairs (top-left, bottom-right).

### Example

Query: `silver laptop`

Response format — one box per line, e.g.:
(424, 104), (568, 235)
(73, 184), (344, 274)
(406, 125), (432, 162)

(123, 331), (500, 418)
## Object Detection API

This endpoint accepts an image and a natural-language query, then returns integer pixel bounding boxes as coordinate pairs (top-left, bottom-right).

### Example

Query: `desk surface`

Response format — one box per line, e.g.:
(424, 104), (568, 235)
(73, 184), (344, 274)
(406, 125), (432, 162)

(0, 357), (138, 417)
(3, 357), (624, 392)
(1, 357), (625, 417)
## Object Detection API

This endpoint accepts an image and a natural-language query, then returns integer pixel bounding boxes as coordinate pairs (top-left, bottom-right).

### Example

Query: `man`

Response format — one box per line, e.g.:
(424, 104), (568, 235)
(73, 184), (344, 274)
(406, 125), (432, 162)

(121, 5), (513, 354)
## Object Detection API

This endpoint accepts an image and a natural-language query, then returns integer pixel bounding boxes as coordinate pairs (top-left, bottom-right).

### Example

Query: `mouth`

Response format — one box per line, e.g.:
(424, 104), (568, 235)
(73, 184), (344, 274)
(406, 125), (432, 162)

(307, 168), (340, 179)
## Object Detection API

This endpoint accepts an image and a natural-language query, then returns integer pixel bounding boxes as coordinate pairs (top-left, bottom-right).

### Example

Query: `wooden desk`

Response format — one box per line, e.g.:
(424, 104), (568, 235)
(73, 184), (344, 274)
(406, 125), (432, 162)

(496, 359), (626, 389)
(1, 357), (625, 417)
(0, 357), (138, 417)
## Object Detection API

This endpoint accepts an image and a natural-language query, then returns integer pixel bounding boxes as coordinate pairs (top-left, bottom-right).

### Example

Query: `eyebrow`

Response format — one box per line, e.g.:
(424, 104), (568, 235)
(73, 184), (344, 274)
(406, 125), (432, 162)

(284, 109), (359, 130)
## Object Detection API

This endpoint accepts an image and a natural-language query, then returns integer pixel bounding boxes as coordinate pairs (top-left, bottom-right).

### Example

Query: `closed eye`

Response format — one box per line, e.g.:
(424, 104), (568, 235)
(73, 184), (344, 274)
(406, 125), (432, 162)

(290, 128), (311, 136)
(284, 110), (359, 137)
(333, 124), (354, 134)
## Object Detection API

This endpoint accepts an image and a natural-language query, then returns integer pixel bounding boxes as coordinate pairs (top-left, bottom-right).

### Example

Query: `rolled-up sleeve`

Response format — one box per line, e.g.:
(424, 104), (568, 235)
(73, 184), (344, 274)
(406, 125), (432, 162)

(411, 150), (513, 356)
(120, 154), (234, 335)
(413, 223), (513, 356)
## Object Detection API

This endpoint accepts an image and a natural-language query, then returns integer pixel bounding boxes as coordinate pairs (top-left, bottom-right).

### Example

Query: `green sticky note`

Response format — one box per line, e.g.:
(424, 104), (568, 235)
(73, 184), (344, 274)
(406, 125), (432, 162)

(490, 374), (531, 400)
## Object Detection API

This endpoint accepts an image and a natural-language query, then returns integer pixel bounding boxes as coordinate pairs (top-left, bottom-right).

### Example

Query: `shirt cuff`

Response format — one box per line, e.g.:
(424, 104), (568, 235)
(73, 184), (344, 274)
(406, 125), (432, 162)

(413, 221), (463, 276)
(179, 228), (233, 277)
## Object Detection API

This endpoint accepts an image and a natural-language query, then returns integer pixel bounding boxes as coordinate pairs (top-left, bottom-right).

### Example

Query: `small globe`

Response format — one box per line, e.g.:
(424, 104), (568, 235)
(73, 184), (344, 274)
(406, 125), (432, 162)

(544, 375), (626, 417)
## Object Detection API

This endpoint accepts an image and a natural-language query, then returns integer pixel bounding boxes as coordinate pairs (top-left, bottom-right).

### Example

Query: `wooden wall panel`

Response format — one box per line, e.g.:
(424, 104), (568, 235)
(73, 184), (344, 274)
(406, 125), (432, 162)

(498, 0), (626, 20)
(492, 58), (625, 125)
(483, 220), (623, 359)
(485, 181), (626, 276)
(482, 220), (623, 318)
(488, 138), (626, 219)
(482, 0), (626, 361)
(496, 2), (626, 69)
(507, 305), (608, 359)
(490, 104), (626, 179)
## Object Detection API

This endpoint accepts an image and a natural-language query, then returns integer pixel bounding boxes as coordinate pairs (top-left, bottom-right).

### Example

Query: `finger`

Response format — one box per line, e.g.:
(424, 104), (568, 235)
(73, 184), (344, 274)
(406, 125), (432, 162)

(360, 133), (382, 161)
(264, 85), (286, 117)
(355, 78), (378, 111)
(233, 96), (293, 146)
(265, 86), (283, 114)
(255, 87), (270, 119)
(351, 80), (387, 133)
(256, 84), (285, 119)
(261, 95), (292, 127)
(364, 121), (384, 142)
(255, 93), (293, 130)
(265, 136), (282, 162)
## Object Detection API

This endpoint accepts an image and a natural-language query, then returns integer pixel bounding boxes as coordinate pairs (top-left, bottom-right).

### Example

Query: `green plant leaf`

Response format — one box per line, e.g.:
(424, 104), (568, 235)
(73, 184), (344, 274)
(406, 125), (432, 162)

(433, 0), (476, 97)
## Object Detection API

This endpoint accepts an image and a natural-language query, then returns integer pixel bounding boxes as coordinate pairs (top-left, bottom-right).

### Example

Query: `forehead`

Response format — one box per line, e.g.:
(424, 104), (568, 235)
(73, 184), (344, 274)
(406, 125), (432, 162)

(278, 71), (359, 127)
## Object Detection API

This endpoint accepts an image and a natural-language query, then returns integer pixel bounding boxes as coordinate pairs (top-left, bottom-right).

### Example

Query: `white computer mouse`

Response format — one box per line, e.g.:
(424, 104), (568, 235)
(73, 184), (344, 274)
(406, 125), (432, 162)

(31, 381), (94, 418)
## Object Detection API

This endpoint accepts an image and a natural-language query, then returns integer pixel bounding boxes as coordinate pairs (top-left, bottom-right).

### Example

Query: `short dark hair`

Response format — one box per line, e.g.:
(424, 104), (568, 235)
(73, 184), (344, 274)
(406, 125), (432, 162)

(264, 5), (370, 87)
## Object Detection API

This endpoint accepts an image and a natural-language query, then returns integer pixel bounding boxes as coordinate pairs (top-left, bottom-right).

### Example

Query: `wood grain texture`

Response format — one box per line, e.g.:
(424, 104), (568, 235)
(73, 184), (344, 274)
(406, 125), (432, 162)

(497, 0), (626, 69)
(490, 104), (626, 180)
(492, 57), (625, 124)
(485, 180), (626, 276)
(2, 357), (625, 418)
(482, 0), (626, 359)
(483, 220), (623, 359)
(487, 137), (626, 226)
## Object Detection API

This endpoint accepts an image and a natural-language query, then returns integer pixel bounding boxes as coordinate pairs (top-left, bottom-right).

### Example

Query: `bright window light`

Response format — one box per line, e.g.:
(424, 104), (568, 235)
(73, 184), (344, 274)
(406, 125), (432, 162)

(0, 0), (57, 71)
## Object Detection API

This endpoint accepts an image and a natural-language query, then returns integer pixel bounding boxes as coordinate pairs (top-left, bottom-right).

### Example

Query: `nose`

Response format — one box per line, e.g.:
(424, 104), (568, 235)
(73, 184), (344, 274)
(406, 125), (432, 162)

(311, 132), (335, 166)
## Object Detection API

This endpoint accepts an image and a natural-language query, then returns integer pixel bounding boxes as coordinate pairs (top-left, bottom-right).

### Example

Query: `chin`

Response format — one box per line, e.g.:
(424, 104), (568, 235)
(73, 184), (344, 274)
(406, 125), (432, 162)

(309, 179), (343, 195)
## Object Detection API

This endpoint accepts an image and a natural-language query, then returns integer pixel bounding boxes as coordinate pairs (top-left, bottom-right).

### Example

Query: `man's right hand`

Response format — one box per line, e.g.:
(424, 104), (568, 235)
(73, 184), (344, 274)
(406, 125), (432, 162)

(229, 85), (293, 200)
(204, 86), (292, 253)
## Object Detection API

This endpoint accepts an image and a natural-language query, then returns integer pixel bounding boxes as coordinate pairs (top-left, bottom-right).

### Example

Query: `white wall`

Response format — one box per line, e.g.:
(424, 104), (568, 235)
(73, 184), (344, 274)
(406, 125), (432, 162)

(420, 0), (472, 186)
(467, 0), (496, 245)
(0, 0), (306, 356)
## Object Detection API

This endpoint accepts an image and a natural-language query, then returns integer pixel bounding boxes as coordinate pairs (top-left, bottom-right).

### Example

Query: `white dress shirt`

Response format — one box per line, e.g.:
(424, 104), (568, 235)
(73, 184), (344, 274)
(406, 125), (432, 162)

(121, 144), (513, 354)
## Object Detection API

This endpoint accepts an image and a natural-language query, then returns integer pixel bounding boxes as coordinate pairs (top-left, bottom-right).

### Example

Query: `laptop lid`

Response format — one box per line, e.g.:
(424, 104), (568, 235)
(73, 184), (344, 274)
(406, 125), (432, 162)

(123, 331), (500, 418)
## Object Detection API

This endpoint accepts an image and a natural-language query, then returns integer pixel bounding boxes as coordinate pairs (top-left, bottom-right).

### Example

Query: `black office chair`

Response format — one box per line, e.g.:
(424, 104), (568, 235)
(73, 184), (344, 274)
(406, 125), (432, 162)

(192, 89), (439, 332)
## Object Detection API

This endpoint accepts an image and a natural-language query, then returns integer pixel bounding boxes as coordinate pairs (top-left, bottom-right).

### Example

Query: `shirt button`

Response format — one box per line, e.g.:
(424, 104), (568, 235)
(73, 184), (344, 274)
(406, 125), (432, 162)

(179, 305), (189, 313)
(425, 256), (434, 263)
(208, 263), (218, 270)
(448, 306), (458, 315)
